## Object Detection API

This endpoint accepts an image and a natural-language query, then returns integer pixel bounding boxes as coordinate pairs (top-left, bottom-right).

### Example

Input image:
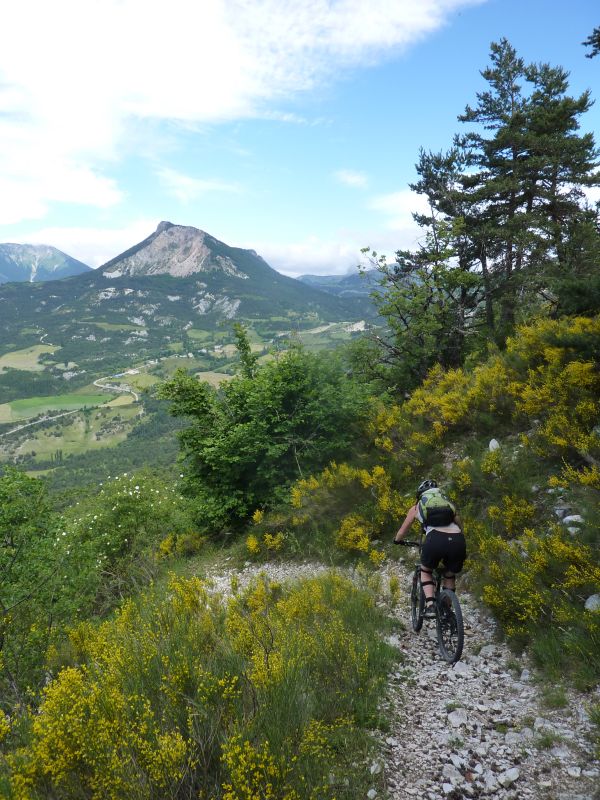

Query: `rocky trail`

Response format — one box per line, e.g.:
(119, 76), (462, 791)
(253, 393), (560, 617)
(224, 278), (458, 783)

(206, 558), (599, 800)
(379, 562), (599, 800)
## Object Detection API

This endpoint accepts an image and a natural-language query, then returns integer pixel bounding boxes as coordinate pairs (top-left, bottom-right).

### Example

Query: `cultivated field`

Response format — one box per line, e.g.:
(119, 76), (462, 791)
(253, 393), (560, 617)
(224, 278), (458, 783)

(0, 344), (60, 372)
(0, 393), (114, 423)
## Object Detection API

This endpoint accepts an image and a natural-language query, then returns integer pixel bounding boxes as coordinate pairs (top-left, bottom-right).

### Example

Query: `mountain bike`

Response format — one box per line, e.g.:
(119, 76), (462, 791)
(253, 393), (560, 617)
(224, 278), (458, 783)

(398, 539), (464, 663)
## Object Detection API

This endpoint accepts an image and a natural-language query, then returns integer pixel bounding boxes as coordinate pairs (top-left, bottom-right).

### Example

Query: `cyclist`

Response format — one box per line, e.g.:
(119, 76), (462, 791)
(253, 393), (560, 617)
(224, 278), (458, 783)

(393, 479), (466, 615)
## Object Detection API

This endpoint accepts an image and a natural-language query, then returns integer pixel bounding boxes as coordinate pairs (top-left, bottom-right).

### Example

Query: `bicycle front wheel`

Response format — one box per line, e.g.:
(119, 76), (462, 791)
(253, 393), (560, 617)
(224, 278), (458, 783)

(436, 589), (464, 663)
(410, 568), (425, 632)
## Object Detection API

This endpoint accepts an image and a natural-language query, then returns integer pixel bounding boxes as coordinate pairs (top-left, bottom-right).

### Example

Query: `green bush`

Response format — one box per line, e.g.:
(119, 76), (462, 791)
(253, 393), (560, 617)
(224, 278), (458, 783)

(1, 572), (396, 800)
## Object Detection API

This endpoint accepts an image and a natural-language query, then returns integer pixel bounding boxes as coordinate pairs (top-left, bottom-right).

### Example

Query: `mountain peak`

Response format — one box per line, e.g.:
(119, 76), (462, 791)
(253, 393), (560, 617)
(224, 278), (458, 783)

(0, 243), (91, 284)
(101, 222), (248, 280)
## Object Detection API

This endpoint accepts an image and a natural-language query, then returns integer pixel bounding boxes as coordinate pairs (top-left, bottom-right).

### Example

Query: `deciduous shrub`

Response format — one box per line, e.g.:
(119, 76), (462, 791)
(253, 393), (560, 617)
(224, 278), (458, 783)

(1, 572), (396, 799)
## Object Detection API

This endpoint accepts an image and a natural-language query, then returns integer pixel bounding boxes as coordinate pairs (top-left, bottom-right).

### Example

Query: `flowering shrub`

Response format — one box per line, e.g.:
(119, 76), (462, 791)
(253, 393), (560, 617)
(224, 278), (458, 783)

(263, 532), (285, 552)
(469, 523), (600, 639)
(57, 471), (196, 615)
(245, 534), (261, 556)
(487, 496), (536, 537)
(288, 462), (409, 562)
(3, 572), (394, 799)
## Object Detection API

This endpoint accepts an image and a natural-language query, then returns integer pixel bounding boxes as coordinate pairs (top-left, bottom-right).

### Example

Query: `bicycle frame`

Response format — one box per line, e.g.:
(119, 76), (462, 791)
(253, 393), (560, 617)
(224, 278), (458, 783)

(400, 536), (464, 663)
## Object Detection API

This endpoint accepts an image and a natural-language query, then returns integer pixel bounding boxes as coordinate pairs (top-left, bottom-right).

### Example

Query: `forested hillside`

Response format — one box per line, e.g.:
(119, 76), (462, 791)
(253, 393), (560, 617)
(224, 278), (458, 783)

(1, 38), (599, 799)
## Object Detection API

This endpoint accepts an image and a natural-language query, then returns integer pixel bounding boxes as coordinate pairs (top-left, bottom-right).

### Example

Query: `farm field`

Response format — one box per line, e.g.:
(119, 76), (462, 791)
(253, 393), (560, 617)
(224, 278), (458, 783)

(0, 393), (115, 423)
(195, 371), (232, 387)
(1, 402), (141, 463)
(0, 344), (60, 372)
(89, 321), (143, 331)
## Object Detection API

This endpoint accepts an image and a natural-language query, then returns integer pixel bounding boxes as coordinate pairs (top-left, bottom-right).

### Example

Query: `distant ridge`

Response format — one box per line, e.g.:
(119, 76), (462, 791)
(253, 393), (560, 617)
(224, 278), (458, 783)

(0, 243), (91, 284)
(298, 269), (379, 297)
(0, 221), (375, 377)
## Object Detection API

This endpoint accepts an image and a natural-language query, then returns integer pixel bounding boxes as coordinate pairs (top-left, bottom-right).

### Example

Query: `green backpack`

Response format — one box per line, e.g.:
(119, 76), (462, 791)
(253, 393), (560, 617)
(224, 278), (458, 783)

(418, 488), (456, 528)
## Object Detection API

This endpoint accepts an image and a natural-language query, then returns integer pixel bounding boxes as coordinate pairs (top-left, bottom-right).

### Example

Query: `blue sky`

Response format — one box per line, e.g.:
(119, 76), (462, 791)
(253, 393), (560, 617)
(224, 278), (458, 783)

(1, 0), (599, 276)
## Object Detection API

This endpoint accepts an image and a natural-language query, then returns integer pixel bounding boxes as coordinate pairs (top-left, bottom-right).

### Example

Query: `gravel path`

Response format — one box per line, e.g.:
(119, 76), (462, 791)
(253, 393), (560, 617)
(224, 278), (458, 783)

(201, 558), (599, 800)
(379, 562), (599, 800)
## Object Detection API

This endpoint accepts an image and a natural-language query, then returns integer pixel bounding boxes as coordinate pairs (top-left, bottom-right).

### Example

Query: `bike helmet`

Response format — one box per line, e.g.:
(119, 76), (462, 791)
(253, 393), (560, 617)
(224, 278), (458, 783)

(416, 479), (438, 500)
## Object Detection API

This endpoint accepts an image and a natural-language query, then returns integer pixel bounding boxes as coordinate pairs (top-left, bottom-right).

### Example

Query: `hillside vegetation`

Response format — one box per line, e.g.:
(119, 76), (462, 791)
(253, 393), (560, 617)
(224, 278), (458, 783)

(1, 37), (600, 798)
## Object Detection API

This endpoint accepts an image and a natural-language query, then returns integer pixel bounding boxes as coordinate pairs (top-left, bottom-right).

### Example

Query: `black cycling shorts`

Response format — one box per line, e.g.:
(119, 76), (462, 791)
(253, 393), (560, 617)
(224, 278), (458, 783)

(420, 530), (466, 575)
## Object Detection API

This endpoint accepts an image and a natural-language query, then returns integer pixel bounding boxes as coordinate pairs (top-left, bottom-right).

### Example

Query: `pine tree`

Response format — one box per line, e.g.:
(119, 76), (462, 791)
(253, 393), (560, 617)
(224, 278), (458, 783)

(457, 39), (600, 338)
(583, 26), (600, 58)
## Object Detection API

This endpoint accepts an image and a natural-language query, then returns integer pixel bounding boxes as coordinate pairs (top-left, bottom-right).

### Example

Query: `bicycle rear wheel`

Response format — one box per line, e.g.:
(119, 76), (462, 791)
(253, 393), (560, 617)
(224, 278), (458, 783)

(436, 589), (464, 663)
(410, 568), (425, 632)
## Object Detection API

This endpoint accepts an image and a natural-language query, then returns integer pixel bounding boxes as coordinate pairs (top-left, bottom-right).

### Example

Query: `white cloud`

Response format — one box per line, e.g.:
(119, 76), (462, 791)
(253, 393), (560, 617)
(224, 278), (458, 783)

(251, 222), (423, 278)
(0, 0), (484, 223)
(157, 168), (242, 203)
(582, 186), (600, 205)
(257, 188), (432, 277)
(17, 220), (159, 268)
(369, 189), (430, 229)
(334, 169), (368, 188)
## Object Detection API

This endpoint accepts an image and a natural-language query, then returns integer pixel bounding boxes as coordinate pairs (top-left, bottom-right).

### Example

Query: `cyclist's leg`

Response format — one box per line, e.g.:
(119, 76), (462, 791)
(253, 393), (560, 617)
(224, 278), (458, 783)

(442, 570), (456, 591)
(420, 566), (436, 601)
(420, 532), (442, 606)
(441, 533), (467, 590)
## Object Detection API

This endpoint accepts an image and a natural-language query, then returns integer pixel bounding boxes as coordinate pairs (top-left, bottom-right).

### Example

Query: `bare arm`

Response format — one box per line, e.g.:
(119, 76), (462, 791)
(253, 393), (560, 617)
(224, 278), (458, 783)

(394, 504), (418, 542)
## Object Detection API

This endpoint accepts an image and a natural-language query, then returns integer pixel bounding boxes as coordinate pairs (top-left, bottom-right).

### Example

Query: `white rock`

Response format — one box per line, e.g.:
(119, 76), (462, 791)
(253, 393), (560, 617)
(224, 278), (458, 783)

(448, 709), (468, 727)
(567, 767), (582, 778)
(479, 644), (496, 658)
(554, 506), (572, 519)
(505, 731), (522, 746)
(442, 764), (462, 783)
(367, 789), (377, 799)
(562, 514), (584, 525)
(585, 594), (600, 611)
(370, 761), (383, 775)
(442, 783), (454, 794)
(483, 770), (499, 792)
(498, 768), (520, 787)
(450, 754), (465, 769)
(520, 668), (531, 681)
(488, 438), (500, 451)
(453, 661), (472, 677)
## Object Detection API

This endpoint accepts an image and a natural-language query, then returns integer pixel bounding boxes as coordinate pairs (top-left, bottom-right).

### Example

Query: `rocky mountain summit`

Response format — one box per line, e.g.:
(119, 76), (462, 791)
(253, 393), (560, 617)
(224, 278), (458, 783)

(101, 222), (251, 280)
(0, 243), (91, 284)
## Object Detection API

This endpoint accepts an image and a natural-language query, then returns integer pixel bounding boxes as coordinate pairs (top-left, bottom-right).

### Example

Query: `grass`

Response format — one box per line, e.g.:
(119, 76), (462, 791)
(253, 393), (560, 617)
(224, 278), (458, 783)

(89, 321), (143, 331)
(1, 393), (113, 422)
(105, 394), (136, 407)
(535, 731), (562, 750)
(196, 371), (233, 387)
(0, 343), (60, 372)
(0, 404), (140, 463)
(541, 685), (568, 709)
(589, 702), (600, 759)
(187, 328), (213, 342)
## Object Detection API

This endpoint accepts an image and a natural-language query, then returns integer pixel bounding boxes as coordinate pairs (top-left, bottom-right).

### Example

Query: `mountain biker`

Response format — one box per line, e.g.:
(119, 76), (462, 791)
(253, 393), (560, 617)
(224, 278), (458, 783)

(393, 479), (466, 615)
